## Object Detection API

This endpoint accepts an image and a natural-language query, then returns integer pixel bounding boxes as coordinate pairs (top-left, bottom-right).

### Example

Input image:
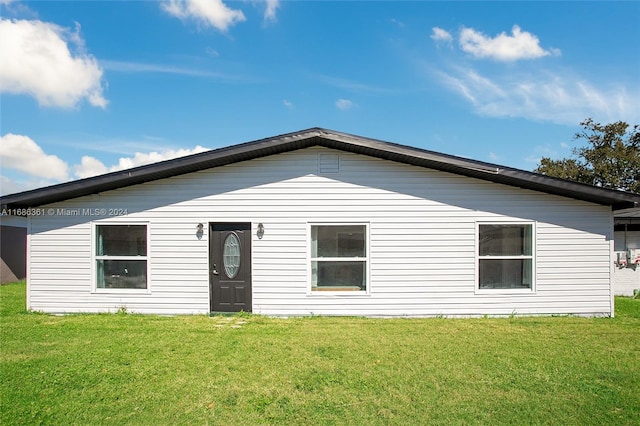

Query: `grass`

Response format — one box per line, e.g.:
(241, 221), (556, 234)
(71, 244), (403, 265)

(1, 282), (639, 425)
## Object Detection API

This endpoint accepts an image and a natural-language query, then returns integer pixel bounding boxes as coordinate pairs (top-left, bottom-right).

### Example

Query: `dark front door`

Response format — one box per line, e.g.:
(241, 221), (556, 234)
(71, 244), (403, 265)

(210, 223), (252, 312)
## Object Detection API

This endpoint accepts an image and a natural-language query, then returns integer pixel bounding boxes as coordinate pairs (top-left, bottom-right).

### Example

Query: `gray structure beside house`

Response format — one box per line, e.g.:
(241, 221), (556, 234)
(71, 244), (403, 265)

(613, 208), (640, 296)
(1, 128), (639, 316)
(0, 215), (27, 284)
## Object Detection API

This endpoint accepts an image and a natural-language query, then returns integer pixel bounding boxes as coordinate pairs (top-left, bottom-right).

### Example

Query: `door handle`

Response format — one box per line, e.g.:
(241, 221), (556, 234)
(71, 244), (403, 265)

(211, 263), (219, 275)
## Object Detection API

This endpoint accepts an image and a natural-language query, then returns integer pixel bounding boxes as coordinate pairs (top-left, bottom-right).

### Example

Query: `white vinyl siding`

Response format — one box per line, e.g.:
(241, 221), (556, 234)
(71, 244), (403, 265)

(26, 147), (613, 316)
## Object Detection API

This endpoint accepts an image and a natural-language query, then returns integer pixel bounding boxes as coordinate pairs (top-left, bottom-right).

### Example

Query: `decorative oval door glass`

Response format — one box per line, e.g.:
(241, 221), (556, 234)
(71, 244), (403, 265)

(223, 233), (241, 278)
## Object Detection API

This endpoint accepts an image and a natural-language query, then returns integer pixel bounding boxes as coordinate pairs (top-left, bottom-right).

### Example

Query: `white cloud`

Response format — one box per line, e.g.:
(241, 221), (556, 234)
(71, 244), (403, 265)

(315, 74), (393, 94)
(205, 46), (220, 57)
(0, 19), (107, 108)
(440, 68), (505, 105)
(74, 146), (210, 179)
(431, 27), (452, 44)
(162, 0), (246, 32)
(390, 18), (405, 28)
(0, 175), (30, 196)
(0, 0), (36, 19)
(0, 134), (69, 180)
(108, 146), (210, 172)
(437, 67), (640, 125)
(264, 0), (279, 23)
(335, 99), (353, 110)
(101, 60), (242, 80)
(0, 175), (60, 196)
(0, 133), (210, 194)
(283, 99), (294, 108)
(428, 23), (638, 125)
(524, 144), (559, 165)
(74, 155), (108, 179)
(459, 25), (560, 62)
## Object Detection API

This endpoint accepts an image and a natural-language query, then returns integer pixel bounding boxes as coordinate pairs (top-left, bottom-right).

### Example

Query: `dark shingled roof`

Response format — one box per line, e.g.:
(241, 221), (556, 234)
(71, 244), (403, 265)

(2, 128), (639, 211)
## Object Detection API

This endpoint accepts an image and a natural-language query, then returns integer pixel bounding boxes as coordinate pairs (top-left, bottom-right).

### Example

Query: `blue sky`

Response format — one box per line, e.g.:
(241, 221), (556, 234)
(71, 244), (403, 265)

(1, 0), (639, 196)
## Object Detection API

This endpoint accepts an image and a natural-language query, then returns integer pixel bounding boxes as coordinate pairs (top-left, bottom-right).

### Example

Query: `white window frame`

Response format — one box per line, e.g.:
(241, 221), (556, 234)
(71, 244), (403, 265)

(307, 222), (370, 296)
(91, 221), (151, 294)
(475, 221), (536, 294)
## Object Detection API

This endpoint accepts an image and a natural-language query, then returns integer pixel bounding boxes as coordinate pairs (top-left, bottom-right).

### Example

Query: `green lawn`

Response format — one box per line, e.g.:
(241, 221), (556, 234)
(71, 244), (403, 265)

(2, 282), (639, 425)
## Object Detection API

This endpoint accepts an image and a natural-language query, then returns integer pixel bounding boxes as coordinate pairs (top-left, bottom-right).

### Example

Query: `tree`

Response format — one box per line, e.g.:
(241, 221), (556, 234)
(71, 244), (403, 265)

(535, 118), (640, 193)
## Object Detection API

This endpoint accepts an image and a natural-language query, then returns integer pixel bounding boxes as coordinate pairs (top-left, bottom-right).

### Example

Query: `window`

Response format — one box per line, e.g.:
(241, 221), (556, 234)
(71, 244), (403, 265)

(95, 224), (148, 289)
(223, 233), (241, 278)
(478, 223), (534, 290)
(614, 223), (640, 251)
(310, 224), (367, 292)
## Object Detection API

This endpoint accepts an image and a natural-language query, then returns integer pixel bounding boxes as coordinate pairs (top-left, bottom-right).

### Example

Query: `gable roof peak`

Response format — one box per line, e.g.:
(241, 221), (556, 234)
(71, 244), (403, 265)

(1, 127), (639, 210)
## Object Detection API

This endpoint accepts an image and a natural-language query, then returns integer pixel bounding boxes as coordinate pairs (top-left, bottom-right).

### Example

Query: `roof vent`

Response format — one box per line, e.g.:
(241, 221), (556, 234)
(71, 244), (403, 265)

(318, 153), (340, 174)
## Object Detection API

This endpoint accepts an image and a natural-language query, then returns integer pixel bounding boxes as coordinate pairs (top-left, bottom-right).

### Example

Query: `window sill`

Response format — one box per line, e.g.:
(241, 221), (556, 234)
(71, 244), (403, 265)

(475, 287), (535, 295)
(92, 288), (151, 295)
(308, 288), (370, 296)
(313, 286), (362, 291)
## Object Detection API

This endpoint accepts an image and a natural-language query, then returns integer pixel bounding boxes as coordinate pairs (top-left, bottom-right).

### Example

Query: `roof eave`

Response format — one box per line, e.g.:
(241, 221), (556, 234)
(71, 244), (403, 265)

(2, 127), (639, 211)
(308, 131), (640, 210)
(0, 129), (325, 209)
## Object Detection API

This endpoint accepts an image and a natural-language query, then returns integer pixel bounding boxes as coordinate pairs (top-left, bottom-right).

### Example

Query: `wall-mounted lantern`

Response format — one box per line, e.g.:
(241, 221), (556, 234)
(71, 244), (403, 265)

(196, 223), (204, 240)
(257, 223), (265, 239)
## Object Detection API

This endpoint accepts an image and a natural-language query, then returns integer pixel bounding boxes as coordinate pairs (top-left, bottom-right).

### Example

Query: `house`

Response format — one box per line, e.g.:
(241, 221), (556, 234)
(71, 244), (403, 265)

(613, 208), (640, 296)
(0, 215), (27, 284)
(1, 128), (639, 317)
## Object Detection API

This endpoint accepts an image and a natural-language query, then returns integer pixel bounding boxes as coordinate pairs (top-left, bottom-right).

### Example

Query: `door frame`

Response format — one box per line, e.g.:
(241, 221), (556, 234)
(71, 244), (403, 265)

(209, 222), (252, 313)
